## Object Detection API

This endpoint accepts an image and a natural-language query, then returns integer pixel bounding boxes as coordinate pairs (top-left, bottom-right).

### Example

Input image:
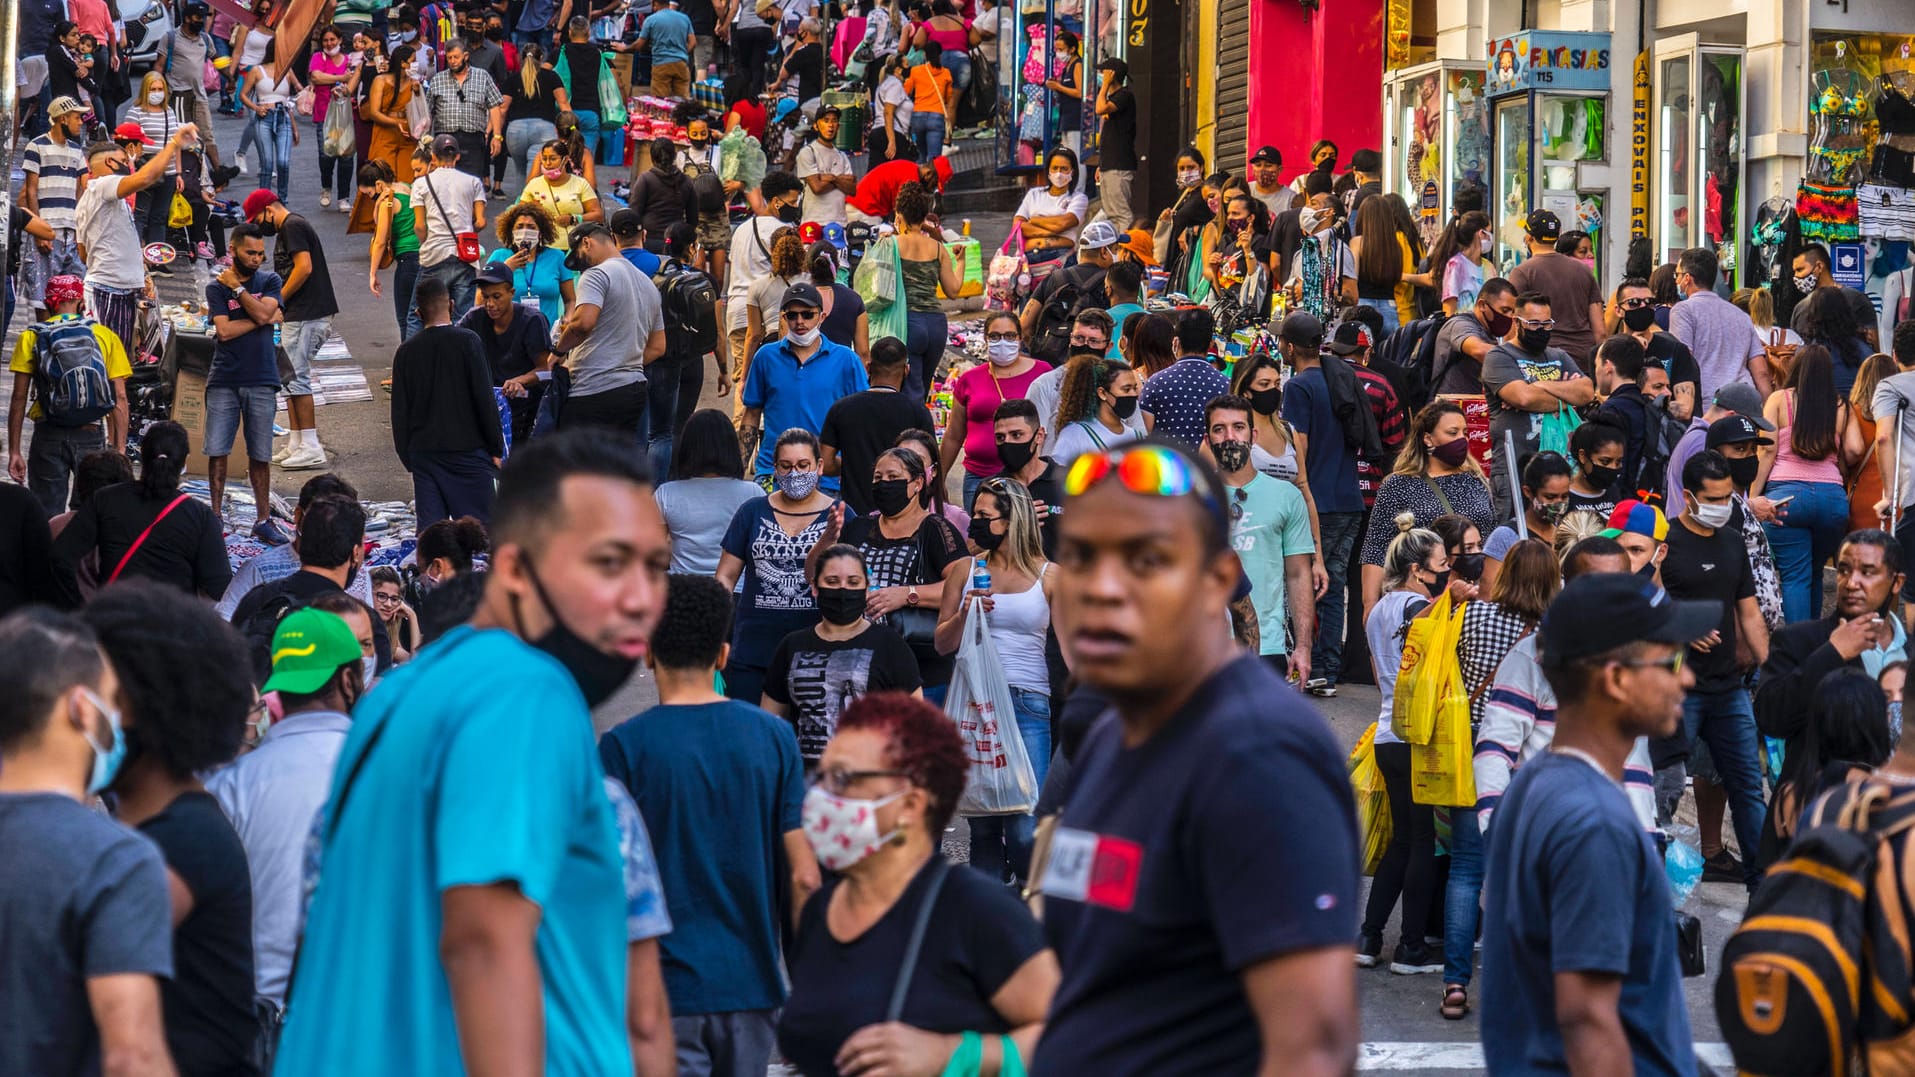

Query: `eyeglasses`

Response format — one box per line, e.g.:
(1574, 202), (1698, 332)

(1617, 652), (1686, 675)
(814, 766), (907, 794)
(984, 331), (1020, 344)
(783, 309), (821, 323)
(1518, 317), (1556, 330)
(1069, 334), (1108, 349)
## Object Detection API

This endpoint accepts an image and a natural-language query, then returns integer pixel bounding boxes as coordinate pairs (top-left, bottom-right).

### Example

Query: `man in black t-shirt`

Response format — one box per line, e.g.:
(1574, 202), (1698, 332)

(992, 398), (1062, 558)
(247, 191), (338, 470)
(1616, 276), (1700, 421)
(1655, 449), (1769, 890)
(820, 339), (935, 516)
(464, 262), (553, 444)
(1037, 438), (1358, 1075)
(1091, 58), (1137, 230)
(775, 19), (827, 109)
(228, 494), (392, 677)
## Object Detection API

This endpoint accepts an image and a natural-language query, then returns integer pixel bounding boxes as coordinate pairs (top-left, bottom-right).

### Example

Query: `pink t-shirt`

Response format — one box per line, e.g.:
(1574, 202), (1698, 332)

(952, 361), (1052, 476)
(309, 51), (352, 125)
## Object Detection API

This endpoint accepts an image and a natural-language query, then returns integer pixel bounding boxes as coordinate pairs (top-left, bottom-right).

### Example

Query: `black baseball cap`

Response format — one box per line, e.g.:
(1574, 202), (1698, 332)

(1278, 311), (1323, 349)
(1539, 574), (1721, 667)
(1325, 320), (1372, 356)
(475, 262), (514, 287)
(609, 208), (644, 238)
(1095, 57), (1128, 80)
(1705, 413), (1775, 449)
(1526, 209), (1562, 241)
(1348, 148), (1381, 173)
(1250, 145), (1282, 166)
(780, 282), (824, 311)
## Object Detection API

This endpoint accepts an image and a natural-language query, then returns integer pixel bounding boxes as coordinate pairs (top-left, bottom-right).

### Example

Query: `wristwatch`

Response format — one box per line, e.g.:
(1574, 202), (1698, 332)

(906, 587), (920, 607)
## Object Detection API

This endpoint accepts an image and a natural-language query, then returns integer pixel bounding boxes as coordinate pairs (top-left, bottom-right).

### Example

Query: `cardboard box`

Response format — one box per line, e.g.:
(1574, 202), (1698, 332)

(171, 369), (212, 476)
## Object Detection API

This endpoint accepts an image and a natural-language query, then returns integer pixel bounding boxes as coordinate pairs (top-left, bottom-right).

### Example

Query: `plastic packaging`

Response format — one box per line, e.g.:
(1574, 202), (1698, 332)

(1664, 826), (1705, 907)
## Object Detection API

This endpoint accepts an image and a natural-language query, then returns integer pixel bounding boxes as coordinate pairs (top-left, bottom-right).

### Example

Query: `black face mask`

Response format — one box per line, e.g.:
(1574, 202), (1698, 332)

(1067, 344), (1103, 361)
(1423, 567), (1451, 593)
(1517, 327), (1552, 353)
(1637, 558), (1659, 581)
(1247, 386), (1282, 415)
(1110, 393), (1140, 420)
(967, 516), (1004, 551)
(1453, 552), (1487, 583)
(1622, 305), (1658, 332)
(485, 25), (504, 40)
(515, 557), (638, 709)
(1727, 455), (1760, 490)
(872, 478), (914, 517)
(256, 218), (279, 237)
(777, 202), (802, 224)
(996, 439), (1037, 474)
(1581, 462), (1621, 492)
(815, 586), (867, 626)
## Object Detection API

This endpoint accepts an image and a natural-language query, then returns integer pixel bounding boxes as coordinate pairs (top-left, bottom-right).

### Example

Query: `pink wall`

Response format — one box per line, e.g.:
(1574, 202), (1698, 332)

(1243, 0), (1386, 181)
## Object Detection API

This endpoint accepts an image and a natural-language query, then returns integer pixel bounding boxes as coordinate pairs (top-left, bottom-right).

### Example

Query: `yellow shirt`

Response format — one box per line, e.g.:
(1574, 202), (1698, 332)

(9, 316), (132, 422)
(518, 175), (599, 250)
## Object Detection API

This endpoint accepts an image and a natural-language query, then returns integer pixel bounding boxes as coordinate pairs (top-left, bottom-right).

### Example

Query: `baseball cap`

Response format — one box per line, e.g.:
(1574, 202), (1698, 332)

(1348, 148), (1381, 173)
(1709, 382), (1776, 430)
(112, 122), (155, 147)
(183, 1), (211, 14)
(1278, 311), (1324, 349)
(1250, 145), (1282, 166)
(780, 281), (825, 311)
(1119, 227), (1157, 266)
(431, 133), (463, 158)
(261, 609), (365, 695)
(241, 188), (281, 221)
(1705, 413), (1774, 449)
(475, 262), (515, 287)
(44, 275), (86, 308)
(1095, 57), (1128, 80)
(608, 207), (644, 238)
(1538, 573), (1722, 667)
(48, 96), (85, 118)
(1325, 320), (1373, 356)
(1526, 209), (1562, 241)
(1080, 220), (1120, 250)
(1598, 499), (1668, 542)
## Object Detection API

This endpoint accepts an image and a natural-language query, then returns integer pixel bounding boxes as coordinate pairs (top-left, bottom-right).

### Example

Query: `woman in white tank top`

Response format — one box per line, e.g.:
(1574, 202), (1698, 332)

(241, 59), (304, 201)
(932, 474), (1054, 887)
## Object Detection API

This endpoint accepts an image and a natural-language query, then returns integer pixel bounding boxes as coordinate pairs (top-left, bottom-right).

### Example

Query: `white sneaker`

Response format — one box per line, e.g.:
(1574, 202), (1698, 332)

(272, 440), (295, 463)
(338, 200), (353, 215)
(280, 446), (328, 470)
(319, 190), (332, 208)
(234, 153), (248, 175)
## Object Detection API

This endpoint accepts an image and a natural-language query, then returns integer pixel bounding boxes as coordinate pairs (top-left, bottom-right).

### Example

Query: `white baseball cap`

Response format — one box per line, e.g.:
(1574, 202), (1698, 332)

(1081, 220), (1121, 249)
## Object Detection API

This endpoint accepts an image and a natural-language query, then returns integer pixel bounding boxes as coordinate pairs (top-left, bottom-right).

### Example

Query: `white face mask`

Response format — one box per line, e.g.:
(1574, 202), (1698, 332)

(1301, 209), (1328, 235)
(1692, 501), (1734, 529)
(786, 325), (822, 348)
(801, 785), (907, 872)
(147, 89), (166, 105)
(513, 227), (541, 248)
(1049, 169), (1072, 189)
(1480, 234), (1494, 255)
(360, 656), (378, 689)
(987, 338), (1021, 365)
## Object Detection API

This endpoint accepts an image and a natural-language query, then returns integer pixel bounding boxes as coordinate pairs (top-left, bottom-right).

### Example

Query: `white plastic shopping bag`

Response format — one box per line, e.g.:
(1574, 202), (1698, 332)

(944, 597), (1037, 816)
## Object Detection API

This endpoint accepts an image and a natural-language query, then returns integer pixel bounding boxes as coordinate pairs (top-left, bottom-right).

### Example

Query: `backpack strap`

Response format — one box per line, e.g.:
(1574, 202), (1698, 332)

(107, 494), (193, 584)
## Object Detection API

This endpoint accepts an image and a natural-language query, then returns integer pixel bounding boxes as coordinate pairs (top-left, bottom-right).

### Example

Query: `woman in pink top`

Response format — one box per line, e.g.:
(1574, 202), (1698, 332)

(307, 25), (356, 211)
(1753, 343), (1866, 621)
(910, 0), (980, 89)
(940, 310), (1052, 512)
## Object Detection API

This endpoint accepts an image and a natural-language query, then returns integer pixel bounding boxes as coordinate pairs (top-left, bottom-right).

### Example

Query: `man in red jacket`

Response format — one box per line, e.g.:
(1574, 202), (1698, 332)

(846, 155), (953, 224)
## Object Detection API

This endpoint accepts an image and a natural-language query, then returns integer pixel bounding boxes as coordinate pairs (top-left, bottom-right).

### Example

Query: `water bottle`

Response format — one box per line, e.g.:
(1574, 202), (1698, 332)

(971, 555), (991, 595)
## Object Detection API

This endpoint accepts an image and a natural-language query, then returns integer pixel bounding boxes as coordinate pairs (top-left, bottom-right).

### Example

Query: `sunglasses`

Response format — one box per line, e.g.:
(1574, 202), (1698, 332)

(1619, 297), (1653, 310)
(1064, 445), (1225, 530)
(1618, 652), (1686, 674)
(783, 308), (821, 323)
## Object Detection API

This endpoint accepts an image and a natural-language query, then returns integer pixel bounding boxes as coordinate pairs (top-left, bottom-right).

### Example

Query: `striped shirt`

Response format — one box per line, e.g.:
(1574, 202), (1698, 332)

(125, 106), (181, 174)
(22, 134), (87, 231)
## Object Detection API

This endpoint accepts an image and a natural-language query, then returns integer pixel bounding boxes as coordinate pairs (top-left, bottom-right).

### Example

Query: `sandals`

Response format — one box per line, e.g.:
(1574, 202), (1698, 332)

(1441, 984), (1470, 1020)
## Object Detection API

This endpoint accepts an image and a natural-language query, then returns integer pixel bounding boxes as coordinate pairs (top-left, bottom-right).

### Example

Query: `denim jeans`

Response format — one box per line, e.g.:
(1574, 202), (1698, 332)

(256, 107), (295, 199)
(910, 111), (946, 159)
(1682, 686), (1768, 887)
(645, 352), (705, 477)
(904, 310), (947, 401)
(26, 422), (105, 517)
(961, 470), (988, 515)
(1761, 479), (1849, 623)
(420, 259), (478, 322)
(941, 51), (973, 92)
(1442, 807), (1484, 985)
(968, 687), (1052, 883)
(505, 117), (558, 184)
(572, 108), (625, 168)
(390, 252), (421, 340)
(1315, 511), (1364, 683)
(1358, 296), (1401, 335)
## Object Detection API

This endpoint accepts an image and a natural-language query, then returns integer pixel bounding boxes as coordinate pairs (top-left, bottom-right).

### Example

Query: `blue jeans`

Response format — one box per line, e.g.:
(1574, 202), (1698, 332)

(904, 310), (946, 401)
(255, 107), (295, 200)
(505, 117), (558, 184)
(646, 353), (704, 477)
(1683, 686), (1768, 887)
(1358, 296), (1401, 335)
(1761, 479), (1849, 624)
(1443, 807), (1484, 985)
(961, 469), (988, 515)
(1315, 511), (1364, 683)
(390, 251), (421, 340)
(968, 687), (1052, 883)
(941, 52), (973, 92)
(420, 259), (478, 321)
(572, 108), (625, 168)
(911, 111), (946, 158)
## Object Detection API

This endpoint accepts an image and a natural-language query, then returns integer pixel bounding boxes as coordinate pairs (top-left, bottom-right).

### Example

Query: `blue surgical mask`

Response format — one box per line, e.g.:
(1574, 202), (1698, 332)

(78, 688), (126, 795)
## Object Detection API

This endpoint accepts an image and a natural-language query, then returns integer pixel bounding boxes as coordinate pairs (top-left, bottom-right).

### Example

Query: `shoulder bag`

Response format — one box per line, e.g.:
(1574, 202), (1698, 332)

(106, 494), (193, 584)
(884, 519), (940, 648)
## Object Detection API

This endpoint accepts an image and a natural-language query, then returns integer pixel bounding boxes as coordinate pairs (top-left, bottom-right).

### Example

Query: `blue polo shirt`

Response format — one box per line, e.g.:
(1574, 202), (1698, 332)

(742, 336), (868, 489)
(620, 246), (662, 277)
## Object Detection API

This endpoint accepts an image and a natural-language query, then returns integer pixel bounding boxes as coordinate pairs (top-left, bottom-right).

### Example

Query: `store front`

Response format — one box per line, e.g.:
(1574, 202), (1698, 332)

(1651, 38), (1745, 293)
(1483, 30), (1614, 268)
(992, 0), (1111, 177)
(1383, 61), (1490, 251)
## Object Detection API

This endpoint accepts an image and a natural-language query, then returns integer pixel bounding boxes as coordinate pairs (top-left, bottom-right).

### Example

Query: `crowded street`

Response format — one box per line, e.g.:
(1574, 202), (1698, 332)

(4, 0), (1915, 1073)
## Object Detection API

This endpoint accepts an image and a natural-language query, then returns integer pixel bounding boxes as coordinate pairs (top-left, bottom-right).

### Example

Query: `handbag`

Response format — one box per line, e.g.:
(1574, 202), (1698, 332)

(421, 172), (483, 264)
(883, 520), (939, 647)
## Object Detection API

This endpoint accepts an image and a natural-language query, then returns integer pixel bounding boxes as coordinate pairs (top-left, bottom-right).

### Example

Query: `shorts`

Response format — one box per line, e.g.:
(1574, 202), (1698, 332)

(205, 385), (279, 462)
(280, 318), (330, 396)
(697, 212), (731, 252)
(23, 231), (85, 307)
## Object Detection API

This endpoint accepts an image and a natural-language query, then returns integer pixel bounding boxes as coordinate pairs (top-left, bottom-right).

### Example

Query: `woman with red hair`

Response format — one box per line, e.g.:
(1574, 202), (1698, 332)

(777, 692), (1058, 1076)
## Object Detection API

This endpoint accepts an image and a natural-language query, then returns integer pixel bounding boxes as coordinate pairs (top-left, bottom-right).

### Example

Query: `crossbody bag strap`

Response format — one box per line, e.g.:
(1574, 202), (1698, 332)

(1420, 475), (1455, 516)
(421, 171), (455, 238)
(1468, 625), (1534, 707)
(885, 858), (952, 1021)
(107, 494), (193, 584)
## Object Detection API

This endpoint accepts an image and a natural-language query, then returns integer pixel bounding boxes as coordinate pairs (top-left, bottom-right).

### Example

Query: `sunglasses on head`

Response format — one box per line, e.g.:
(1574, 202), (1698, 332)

(1063, 444), (1227, 528)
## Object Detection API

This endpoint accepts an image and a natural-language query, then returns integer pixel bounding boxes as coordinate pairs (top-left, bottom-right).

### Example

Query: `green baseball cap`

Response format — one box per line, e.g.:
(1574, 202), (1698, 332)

(262, 609), (364, 695)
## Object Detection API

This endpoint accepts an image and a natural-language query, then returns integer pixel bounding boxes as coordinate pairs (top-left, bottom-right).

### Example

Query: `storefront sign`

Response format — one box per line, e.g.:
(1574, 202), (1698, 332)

(1486, 31), (1613, 97)
(1631, 52), (1650, 238)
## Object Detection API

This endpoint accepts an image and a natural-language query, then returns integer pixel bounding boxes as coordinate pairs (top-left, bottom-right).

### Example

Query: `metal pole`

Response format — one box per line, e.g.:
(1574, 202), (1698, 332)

(1506, 429), (1528, 539)
(0, 0), (20, 311)
(1895, 406), (1907, 538)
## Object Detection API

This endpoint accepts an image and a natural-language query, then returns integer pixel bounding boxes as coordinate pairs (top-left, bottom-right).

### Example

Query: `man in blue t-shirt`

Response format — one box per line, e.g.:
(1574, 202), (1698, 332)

(1277, 311), (1363, 698)
(205, 224), (288, 544)
(600, 574), (815, 1077)
(739, 282), (867, 490)
(1037, 438), (1359, 1075)
(277, 430), (676, 1076)
(1481, 573), (1717, 1076)
(636, 0), (696, 98)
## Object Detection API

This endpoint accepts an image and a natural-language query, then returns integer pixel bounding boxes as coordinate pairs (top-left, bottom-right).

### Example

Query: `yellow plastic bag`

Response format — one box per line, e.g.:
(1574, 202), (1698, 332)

(168, 192), (194, 229)
(939, 237), (985, 299)
(1391, 591), (1465, 744)
(1411, 685), (1477, 808)
(1349, 722), (1390, 876)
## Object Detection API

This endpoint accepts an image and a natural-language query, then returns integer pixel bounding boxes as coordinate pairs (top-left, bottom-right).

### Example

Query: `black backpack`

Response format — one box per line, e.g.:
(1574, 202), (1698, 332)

(1382, 312), (1447, 413)
(1717, 780), (1915, 1076)
(239, 592), (305, 687)
(692, 169), (726, 213)
(654, 264), (720, 358)
(1026, 265), (1106, 365)
(1317, 353), (1386, 463)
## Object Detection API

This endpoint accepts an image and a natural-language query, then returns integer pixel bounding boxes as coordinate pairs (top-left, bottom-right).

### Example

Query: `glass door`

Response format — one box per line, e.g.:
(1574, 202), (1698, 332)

(1654, 35), (1746, 290)
(1655, 36), (1697, 265)
(1494, 96), (1532, 268)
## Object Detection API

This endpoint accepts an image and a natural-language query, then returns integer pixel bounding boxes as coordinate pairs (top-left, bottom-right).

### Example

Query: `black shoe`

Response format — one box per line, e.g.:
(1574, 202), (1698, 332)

(1390, 941), (1443, 975)
(1702, 849), (1744, 884)
(1355, 931), (1382, 968)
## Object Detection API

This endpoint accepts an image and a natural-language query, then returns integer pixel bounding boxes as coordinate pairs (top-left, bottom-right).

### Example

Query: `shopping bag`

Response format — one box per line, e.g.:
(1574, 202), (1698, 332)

(404, 85), (432, 139)
(985, 221), (1027, 311)
(1411, 686), (1477, 808)
(1538, 402), (1583, 458)
(322, 97), (356, 157)
(1390, 590), (1465, 744)
(1348, 722), (1391, 876)
(939, 237), (984, 299)
(598, 58), (628, 126)
(294, 84), (316, 118)
(168, 192), (194, 229)
(945, 598), (1037, 816)
(853, 235), (900, 309)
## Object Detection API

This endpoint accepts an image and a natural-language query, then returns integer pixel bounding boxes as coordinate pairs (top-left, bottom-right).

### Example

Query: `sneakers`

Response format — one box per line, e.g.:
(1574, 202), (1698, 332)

(234, 153), (248, 175)
(318, 190), (332, 208)
(1702, 849), (1745, 884)
(272, 438), (296, 463)
(1355, 932), (1382, 969)
(252, 518), (293, 546)
(1389, 941), (1443, 975)
(280, 446), (329, 470)
(338, 199), (353, 214)
(1304, 678), (1338, 698)
(196, 241), (217, 260)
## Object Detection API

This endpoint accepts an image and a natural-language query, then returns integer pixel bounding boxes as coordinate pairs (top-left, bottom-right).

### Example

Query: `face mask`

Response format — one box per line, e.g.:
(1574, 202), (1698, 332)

(777, 203), (803, 224)
(449, 58), (468, 73)
(776, 468), (820, 500)
(486, 26), (504, 41)
(987, 338), (1021, 366)
(1480, 234), (1494, 254)
(518, 557), (637, 709)
(1453, 552), (1487, 583)
(78, 689), (126, 796)
(1727, 455), (1760, 490)
(147, 90), (166, 104)
(786, 325), (822, 348)
(1795, 273), (1818, 293)
(873, 478), (915, 517)
(1300, 210), (1328, 235)
(996, 438), (1036, 474)
(1517, 326), (1552, 352)
(968, 515), (1005, 550)
(1537, 500), (1568, 524)
(1243, 386), (1281, 415)
(1226, 219), (1246, 236)
(815, 586), (868, 626)
(1637, 558), (1659, 580)
(1581, 462), (1620, 491)
(802, 785), (906, 871)
(1421, 566), (1451, 593)
(543, 167), (566, 182)
(401, 29), (419, 41)
(1483, 309), (1514, 337)
(1177, 169), (1200, 188)
(690, 136), (710, 148)
(1049, 170), (1072, 189)
(1430, 437), (1470, 468)
(1110, 393), (1141, 420)
(1067, 343), (1102, 362)
(514, 228), (541, 248)
(1622, 305), (1658, 332)
(1212, 439), (1251, 473)
(256, 219), (279, 237)
(1692, 500), (1735, 529)
(325, 44), (342, 56)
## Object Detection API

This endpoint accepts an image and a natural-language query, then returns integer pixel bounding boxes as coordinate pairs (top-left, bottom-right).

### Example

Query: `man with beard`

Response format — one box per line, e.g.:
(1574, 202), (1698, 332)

(423, 39), (507, 178)
(1207, 394), (1315, 682)
(1614, 276), (1700, 422)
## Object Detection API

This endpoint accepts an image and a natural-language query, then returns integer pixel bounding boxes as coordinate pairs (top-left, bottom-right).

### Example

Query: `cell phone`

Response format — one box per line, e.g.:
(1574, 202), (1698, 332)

(1773, 494), (1796, 506)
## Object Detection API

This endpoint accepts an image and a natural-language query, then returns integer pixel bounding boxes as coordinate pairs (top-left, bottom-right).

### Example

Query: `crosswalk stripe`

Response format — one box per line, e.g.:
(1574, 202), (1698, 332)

(1356, 1042), (1733, 1070)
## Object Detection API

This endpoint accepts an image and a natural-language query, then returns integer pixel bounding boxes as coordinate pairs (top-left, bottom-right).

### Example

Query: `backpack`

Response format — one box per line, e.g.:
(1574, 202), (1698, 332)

(1717, 780), (1915, 1076)
(692, 169), (726, 213)
(653, 264), (720, 359)
(33, 318), (116, 427)
(239, 592), (305, 687)
(1026, 265), (1105, 365)
(1383, 312), (1447, 412)
(1318, 353), (1386, 463)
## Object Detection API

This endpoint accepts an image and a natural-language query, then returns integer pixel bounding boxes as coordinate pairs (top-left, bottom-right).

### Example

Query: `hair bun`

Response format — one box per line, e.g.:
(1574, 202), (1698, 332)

(1394, 511), (1417, 534)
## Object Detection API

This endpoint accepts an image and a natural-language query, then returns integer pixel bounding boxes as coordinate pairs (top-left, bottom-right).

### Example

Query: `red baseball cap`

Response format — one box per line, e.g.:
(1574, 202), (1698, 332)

(112, 122), (155, 147)
(241, 188), (281, 221)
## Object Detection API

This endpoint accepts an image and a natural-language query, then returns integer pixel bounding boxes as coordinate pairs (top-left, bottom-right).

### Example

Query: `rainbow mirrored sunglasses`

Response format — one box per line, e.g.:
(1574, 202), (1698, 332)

(1062, 444), (1227, 525)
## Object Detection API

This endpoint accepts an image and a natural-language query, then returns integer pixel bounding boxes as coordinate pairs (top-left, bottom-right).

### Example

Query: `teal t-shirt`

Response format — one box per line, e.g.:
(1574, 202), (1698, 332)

(1105, 302), (1145, 358)
(277, 626), (632, 1076)
(1228, 473), (1315, 656)
(486, 246), (577, 327)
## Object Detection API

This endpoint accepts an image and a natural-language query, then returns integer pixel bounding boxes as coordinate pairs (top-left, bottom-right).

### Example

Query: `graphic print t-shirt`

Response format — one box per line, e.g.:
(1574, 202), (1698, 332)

(764, 625), (923, 759)
(720, 497), (833, 669)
